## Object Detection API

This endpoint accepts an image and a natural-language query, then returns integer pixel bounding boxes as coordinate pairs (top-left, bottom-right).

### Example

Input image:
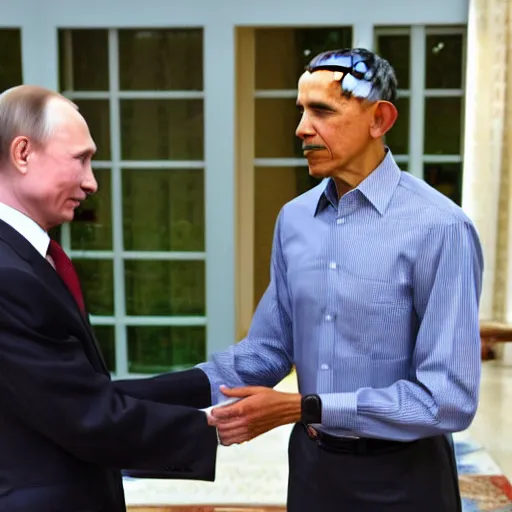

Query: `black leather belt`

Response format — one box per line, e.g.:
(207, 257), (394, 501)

(305, 425), (414, 455)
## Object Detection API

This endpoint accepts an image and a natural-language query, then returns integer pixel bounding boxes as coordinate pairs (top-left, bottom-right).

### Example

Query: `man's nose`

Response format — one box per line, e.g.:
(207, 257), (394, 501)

(295, 112), (314, 139)
(82, 165), (98, 195)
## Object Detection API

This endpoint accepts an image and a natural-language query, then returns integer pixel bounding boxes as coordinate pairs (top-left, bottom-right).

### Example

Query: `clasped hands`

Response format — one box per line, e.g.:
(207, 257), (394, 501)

(206, 385), (302, 446)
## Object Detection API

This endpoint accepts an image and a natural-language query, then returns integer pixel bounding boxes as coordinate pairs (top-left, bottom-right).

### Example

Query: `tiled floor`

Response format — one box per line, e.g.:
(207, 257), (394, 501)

(468, 361), (512, 480)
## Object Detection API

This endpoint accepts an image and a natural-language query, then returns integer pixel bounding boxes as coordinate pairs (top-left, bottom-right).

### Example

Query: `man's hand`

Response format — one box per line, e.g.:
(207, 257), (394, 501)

(210, 385), (301, 446)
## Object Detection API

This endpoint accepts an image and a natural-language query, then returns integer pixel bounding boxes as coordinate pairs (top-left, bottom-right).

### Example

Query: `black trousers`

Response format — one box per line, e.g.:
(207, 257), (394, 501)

(287, 424), (462, 512)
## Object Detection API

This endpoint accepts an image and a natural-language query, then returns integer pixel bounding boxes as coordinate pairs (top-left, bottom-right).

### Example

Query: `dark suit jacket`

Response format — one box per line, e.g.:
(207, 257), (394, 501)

(0, 219), (216, 512)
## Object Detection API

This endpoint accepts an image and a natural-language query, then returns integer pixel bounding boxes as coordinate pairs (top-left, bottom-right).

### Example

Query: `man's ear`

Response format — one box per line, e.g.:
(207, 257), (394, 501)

(369, 101), (398, 139)
(10, 136), (31, 174)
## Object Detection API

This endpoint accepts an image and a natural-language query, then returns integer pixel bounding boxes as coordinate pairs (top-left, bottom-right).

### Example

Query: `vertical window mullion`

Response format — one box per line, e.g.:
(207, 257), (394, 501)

(409, 25), (426, 180)
(109, 29), (128, 377)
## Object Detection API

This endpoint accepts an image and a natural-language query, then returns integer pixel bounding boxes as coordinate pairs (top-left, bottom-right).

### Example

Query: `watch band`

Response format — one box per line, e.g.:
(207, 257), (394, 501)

(301, 394), (322, 424)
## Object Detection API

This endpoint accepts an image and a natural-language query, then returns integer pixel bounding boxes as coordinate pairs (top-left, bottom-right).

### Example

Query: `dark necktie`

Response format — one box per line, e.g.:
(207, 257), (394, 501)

(47, 239), (85, 314)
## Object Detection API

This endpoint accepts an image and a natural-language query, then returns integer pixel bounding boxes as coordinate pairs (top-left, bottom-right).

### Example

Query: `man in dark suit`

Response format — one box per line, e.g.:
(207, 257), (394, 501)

(0, 85), (217, 512)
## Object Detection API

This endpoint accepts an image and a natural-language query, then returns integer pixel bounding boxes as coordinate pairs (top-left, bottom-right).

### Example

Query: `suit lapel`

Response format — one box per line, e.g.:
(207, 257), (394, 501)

(0, 220), (110, 375)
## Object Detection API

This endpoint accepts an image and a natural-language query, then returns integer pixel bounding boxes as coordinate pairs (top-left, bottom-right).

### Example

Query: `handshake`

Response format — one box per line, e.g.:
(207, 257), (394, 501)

(201, 385), (302, 446)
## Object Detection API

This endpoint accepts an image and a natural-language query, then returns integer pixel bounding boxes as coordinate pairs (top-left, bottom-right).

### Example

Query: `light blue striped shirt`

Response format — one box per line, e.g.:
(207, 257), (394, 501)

(198, 150), (484, 441)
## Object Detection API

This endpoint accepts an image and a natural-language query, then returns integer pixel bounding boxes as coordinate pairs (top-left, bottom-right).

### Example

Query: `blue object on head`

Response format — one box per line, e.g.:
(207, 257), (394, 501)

(305, 48), (397, 104)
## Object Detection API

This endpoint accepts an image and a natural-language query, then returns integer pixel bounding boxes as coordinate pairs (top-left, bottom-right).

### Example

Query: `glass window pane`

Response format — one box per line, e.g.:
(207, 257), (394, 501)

(71, 169), (112, 250)
(125, 260), (205, 316)
(58, 30), (109, 91)
(0, 29), (22, 92)
(255, 27), (352, 90)
(74, 259), (114, 315)
(385, 97), (409, 155)
(376, 34), (410, 89)
(424, 97), (462, 154)
(119, 29), (203, 91)
(255, 98), (302, 158)
(49, 225), (62, 243)
(423, 163), (462, 205)
(120, 100), (203, 160)
(425, 34), (463, 89)
(74, 100), (111, 160)
(123, 169), (204, 251)
(128, 326), (205, 373)
(92, 325), (116, 373)
(254, 166), (317, 305)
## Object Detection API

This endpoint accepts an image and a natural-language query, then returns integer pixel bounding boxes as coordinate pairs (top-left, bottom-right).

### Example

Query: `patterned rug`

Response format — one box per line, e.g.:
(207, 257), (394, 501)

(455, 430), (512, 511)
(124, 427), (512, 512)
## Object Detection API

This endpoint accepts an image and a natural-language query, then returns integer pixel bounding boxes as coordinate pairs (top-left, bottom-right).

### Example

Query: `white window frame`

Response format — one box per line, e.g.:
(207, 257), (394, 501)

(374, 25), (467, 178)
(4, 0), (468, 377)
(59, 29), (208, 377)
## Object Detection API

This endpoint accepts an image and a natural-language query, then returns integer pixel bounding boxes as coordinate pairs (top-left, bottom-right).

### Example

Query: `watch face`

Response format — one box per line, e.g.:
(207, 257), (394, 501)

(304, 395), (318, 413)
(302, 394), (321, 424)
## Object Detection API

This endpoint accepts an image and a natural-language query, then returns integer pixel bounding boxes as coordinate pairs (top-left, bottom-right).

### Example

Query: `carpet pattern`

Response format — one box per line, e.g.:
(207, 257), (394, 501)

(124, 427), (512, 511)
(455, 431), (512, 511)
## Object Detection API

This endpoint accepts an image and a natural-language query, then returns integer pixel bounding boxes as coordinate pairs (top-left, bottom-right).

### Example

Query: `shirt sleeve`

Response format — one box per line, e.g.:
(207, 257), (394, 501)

(197, 210), (294, 404)
(319, 220), (484, 441)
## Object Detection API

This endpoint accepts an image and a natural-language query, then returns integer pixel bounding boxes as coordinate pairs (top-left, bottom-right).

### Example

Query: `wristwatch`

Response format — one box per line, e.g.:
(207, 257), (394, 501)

(301, 394), (322, 424)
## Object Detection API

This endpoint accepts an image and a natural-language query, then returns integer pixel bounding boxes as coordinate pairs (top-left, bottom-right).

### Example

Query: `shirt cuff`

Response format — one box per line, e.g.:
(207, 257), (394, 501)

(196, 364), (223, 405)
(319, 392), (359, 430)
(202, 410), (221, 445)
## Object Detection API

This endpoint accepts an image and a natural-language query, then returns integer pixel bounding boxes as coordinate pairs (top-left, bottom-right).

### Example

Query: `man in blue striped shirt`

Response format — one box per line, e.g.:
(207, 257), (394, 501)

(198, 48), (483, 511)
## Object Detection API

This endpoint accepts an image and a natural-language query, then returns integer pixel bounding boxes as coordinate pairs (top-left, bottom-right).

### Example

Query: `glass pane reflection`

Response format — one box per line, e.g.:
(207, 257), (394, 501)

(122, 168), (204, 252)
(424, 163), (462, 205)
(255, 27), (352, 90)
(125, 260), (205, 316)
(425, 34), (463, 89)
(128, 326), (205, 374)
(58, 29), (109, 91)
(255, 98), (302, 158)
(74, 100), (111, 160)
(254, 166), (318, 305)
(0, 30), (22, 92)
(72, 169), (112, 250)
(385, 97), (409, 155)
(376, 34), (410, 89)
(120, 100), (203, 160)
(119, 29), (203, 91)
(73, 259), (114, 316)
(424, 97), (462, 155)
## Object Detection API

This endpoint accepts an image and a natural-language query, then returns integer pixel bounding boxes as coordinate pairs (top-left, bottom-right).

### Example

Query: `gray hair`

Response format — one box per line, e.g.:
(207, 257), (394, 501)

(0, 85), (75, 164)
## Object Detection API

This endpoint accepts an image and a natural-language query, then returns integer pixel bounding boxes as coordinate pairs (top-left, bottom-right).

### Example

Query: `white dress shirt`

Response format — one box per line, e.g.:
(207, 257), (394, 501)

(0, 202), (50, 257)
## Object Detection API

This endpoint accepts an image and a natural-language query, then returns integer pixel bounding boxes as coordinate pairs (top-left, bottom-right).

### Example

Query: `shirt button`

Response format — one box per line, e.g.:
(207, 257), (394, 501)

(325, 314), (333, 321)
(329, 262), (337, 270)
(320, 364), (330, 370)
(336, 217), (345, 225)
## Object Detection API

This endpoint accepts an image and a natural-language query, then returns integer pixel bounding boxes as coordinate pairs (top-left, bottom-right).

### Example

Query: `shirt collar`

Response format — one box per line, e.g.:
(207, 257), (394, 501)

(314, 149), (402, 216)
(0, 202), (50, 257)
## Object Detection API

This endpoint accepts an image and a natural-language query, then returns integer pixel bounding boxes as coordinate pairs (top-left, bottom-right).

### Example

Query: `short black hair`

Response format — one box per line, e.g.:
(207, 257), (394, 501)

(305, 48), (398, 104)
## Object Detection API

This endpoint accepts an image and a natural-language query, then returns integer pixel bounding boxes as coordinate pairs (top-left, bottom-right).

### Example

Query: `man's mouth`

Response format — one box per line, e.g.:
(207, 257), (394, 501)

(303, 145), (326, 154)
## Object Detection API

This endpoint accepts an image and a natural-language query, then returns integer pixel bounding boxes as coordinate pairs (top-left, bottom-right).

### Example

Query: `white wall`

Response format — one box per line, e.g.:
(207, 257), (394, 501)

(3, 0), (469, 27)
